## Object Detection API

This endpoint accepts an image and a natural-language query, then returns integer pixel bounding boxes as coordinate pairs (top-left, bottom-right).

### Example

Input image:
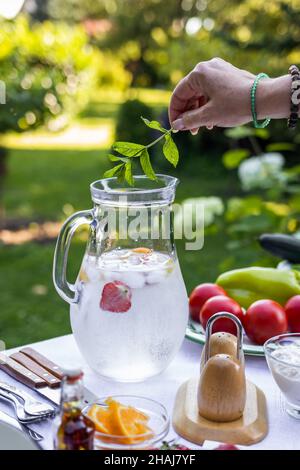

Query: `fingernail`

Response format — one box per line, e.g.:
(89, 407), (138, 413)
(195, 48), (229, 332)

(172, 129), (179, 133)
(191, 129), (198, 136)
(172, 118), (185, 131)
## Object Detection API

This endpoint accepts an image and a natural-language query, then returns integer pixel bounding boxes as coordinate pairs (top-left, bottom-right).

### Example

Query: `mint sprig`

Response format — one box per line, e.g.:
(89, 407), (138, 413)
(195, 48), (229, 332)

(104, 116), (179, 186)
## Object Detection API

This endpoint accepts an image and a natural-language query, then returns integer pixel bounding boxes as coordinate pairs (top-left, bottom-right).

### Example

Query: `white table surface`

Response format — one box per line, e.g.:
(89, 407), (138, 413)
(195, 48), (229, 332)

(0, 334), (299, 450)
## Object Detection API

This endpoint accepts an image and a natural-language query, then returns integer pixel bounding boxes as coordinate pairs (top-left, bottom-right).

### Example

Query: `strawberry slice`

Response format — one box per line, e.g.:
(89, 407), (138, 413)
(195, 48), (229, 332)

(100, 281), (132, 313)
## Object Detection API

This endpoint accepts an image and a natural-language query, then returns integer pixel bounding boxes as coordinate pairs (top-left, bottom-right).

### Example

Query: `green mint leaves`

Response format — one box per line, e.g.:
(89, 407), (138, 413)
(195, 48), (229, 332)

(140, 148), (156, 180)
(112, 142), (144, 157)
(163, 133), (179, 167)
(104, 116), (179, 186)
(141, 117), (167, 133)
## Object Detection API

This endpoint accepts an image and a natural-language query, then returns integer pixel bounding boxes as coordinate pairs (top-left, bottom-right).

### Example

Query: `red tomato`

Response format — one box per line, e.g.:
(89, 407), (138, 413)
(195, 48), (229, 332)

(189, 283), (227, 322)
(244, 300), (288, 345)
(199, 295), (244, 335)
(285, 295), (300, 332)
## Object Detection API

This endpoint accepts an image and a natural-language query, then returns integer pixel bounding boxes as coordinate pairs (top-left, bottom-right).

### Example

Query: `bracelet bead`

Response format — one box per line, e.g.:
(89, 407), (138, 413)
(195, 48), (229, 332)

(288, 65), (300, 129)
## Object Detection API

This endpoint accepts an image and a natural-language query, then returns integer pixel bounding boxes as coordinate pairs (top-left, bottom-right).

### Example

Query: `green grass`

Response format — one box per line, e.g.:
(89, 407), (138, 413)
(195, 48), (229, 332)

(0, 243), (71, 346)
(3, 149), (110, 219)
(3, 148), (238, 220)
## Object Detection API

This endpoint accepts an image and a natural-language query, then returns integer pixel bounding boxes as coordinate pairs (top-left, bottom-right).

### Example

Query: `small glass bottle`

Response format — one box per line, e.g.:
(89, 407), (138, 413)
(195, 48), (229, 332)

(55, 368), (95, 450)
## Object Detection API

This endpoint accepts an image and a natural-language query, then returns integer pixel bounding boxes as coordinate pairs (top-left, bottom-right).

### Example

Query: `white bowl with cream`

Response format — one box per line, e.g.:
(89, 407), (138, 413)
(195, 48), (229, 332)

(264, 333), (300, 419)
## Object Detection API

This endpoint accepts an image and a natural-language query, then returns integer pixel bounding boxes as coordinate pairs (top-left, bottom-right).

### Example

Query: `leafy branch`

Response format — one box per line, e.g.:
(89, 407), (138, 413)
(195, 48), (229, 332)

(104, 117), (179, 185)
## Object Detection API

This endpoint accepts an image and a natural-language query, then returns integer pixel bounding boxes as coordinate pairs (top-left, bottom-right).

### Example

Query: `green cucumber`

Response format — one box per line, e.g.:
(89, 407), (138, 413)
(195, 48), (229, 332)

(259, 233), (300, 263)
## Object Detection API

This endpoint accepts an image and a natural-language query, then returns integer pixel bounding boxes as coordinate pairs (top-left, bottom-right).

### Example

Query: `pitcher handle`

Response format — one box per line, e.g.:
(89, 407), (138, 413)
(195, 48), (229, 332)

(53, 209), (93, 304)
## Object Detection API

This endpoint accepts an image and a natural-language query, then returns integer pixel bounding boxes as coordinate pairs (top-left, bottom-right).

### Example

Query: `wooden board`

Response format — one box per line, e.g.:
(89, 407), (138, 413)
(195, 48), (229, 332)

(172, 377), (268, 446)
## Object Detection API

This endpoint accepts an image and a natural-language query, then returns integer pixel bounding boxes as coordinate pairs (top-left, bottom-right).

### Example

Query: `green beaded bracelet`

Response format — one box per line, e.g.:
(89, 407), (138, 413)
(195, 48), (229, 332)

(251, 73), (271, 129)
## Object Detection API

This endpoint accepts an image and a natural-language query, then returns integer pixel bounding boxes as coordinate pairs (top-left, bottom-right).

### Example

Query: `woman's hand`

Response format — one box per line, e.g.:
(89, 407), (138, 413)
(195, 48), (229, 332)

(169, 57), (290, 133)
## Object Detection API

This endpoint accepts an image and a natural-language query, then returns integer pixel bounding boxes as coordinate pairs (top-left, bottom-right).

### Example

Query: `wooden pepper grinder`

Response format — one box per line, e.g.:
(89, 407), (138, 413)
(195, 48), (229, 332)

(173, 312), (268, 446)
(198, 313), (246, 422)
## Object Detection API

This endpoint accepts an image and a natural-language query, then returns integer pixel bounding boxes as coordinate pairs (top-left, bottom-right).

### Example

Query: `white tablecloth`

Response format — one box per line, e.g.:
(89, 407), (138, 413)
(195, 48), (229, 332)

(0, 334), (299, 450)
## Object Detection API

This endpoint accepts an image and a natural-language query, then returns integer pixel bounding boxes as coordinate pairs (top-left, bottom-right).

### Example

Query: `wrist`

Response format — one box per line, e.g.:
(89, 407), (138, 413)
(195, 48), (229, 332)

(256, 75), (291, 120)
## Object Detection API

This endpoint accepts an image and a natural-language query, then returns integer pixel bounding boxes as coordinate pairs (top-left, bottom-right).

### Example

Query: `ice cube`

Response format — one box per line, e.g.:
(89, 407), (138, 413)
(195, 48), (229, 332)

(128, 255), (142, 266)
(121, 271), (145, 288)
(102, 260), (120, 268)
(85, 265), (100, 282)
(119, 250), (131, 259)
(146, 270), (167, 285)
(102, 270), (124, 283)
(104, 250), (122, 259)
(157, 254), (169, 264)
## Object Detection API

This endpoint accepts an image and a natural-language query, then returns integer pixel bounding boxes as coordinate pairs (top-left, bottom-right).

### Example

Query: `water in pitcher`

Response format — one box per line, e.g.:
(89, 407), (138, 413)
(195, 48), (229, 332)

(70, 247), (188, 382)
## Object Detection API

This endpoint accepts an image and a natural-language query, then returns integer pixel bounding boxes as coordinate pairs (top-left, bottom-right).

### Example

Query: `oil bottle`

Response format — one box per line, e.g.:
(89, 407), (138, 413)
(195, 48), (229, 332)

(55, 368), (95, 450)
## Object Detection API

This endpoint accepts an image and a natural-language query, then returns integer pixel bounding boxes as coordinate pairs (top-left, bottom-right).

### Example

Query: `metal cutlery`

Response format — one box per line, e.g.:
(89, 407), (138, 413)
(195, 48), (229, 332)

(0, 346), (99, 448)
(19, 424), (44, 442)
(0, 389), (52, 423)
(0, 381), (56, 417)
(0, 409), (43, 443)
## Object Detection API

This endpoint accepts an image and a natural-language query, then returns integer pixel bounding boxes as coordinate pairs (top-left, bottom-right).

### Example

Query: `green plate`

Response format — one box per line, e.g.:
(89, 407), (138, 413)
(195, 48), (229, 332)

(185, 321), (264, 357)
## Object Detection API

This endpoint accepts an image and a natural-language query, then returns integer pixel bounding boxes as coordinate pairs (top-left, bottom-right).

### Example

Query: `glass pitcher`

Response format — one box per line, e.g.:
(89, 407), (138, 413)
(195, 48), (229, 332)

(53, 175), (189, 382)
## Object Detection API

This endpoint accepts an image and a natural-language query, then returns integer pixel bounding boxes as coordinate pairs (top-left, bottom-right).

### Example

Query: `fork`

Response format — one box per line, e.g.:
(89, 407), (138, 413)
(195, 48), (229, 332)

(19, 422), (44, 442)
(0, 381), (56, 417)
(0, 409), (43, 442)
(0, 390), (52, 423)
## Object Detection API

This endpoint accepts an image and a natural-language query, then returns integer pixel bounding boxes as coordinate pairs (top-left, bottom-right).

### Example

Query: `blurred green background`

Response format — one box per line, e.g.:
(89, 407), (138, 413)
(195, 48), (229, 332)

(1, 0), (300, 347)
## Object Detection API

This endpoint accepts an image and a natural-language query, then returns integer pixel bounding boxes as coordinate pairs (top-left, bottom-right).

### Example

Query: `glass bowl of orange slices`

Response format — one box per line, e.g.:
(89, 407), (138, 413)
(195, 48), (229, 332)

(83, 395), (169, 450)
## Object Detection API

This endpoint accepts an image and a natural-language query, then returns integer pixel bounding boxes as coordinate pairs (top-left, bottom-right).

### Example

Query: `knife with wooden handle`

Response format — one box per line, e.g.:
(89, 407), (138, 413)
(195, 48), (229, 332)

(0, 353), (45, 389)
(20, 348), (63, 380)
(0, 349), (97, 406)
(10, 352), (60, 388)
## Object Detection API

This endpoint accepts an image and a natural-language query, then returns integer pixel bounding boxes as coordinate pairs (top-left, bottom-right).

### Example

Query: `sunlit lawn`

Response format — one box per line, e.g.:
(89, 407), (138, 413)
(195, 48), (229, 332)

(3, 149), (108, 219)
(2, 88), (171, 151)
(0, 88), (251, 348)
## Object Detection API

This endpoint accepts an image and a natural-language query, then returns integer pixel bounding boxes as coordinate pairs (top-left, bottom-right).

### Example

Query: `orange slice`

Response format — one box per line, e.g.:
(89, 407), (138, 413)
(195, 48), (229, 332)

(115, 406), (152, 443)
(132, 247), (152, 254)
(87, 398), (153, 445)
(87, 404), (111, 434)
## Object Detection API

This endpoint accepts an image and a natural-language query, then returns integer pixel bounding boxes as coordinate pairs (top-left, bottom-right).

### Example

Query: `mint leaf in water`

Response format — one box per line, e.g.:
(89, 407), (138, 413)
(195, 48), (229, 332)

(141, 117), (167, 133)
(112, 141), (145, 157)
(140, 148), (157, 180)
(163, 134), (179, 167)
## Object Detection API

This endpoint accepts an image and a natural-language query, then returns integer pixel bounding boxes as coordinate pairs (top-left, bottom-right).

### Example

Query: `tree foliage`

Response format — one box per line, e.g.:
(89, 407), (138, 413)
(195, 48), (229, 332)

(205, 0), (300, 74)
(0, 15), (100, 134)
(47, 0), (107, 21)
(44, 0), (300, 85)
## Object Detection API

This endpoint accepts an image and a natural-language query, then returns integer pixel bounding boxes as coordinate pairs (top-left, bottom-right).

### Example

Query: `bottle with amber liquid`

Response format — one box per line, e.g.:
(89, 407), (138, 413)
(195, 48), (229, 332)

(55, 368), (95, 450)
